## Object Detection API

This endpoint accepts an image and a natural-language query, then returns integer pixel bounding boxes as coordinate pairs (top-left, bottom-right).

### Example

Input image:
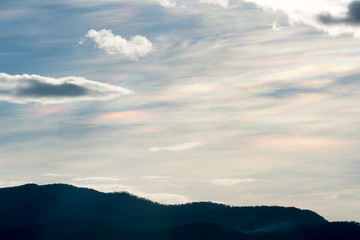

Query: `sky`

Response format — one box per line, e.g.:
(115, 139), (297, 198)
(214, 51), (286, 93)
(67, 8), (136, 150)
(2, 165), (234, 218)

(1, 0), (360, 222)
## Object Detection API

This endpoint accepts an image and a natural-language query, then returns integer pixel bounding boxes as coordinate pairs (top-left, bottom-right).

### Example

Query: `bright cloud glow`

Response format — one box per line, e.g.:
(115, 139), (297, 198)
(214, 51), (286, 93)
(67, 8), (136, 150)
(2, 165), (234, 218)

(272, 22), (282, 31)
(74, 183), (191, 204)
(155, 0), (177, 8)
(85, 29), (153, 59)
(74, 183), (135, 193)
(244, 0), (360, 36)
(209, 178), (258, 186)
(44, 173), (72, 177)
(0, 73), (133, 104)
(149, 141), (206, 152)
(142, 192), (191, 204)
(200, 0), (229, 8)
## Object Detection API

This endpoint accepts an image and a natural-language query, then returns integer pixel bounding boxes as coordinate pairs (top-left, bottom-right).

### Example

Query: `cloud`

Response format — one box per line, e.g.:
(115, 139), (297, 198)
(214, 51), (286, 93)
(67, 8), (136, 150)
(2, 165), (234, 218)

(141, 192), (191, 204)
(209, 178), (258, 186)
(200, 0), (229, 8)
(264, 87), (319, 98)
(0, 73), (133, 104)
(248, 136), (347, 153)
(272, 22), (282, 30)
(21, 105), (69, 119)
(94, 110), (150, 121)
(74, 183), (135, 193)
(243, 0), (360, 36)
(44, 173), (72, 177)
(318, 1), (360, 25)
(73, 177), (127, 182)
(149, 141), (205, 152)
(73, 183), (191, 204)
(141, 176), (171, 180)
(324, 195), (339, 199)
(155, 0), (177, 8)
(85, 29), (153, 60)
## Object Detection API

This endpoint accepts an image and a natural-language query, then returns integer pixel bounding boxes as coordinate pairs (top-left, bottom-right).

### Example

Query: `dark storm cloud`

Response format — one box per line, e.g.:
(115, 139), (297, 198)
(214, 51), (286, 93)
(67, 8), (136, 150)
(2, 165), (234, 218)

(0, 73), (133, 104)
(17, 80), (89, 97)
(318, 1), (360, 25)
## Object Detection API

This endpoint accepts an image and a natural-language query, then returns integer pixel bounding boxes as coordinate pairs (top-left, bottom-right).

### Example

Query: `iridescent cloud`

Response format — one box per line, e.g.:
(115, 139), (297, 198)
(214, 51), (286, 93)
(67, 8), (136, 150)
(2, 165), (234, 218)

(94, 110), (151, 121)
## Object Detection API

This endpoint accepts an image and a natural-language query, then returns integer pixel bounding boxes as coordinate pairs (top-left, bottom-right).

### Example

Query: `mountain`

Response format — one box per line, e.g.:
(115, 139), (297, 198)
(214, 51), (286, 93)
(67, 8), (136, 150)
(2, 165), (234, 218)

(0, 183), (358, 240)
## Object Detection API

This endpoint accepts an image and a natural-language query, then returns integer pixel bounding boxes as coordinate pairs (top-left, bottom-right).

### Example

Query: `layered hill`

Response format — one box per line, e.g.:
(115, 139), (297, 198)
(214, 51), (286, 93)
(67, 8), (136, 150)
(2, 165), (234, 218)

(0, 184), (358, 240)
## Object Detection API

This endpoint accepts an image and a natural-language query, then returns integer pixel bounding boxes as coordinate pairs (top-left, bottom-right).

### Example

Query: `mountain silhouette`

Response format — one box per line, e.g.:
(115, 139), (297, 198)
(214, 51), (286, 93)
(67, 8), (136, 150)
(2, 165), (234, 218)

(0, 183), (359, 240)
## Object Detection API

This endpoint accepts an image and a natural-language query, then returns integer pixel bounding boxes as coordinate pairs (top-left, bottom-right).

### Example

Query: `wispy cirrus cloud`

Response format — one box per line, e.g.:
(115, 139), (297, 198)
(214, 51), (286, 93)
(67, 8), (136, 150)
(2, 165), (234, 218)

(94, 110), (151, 121)
(0, 73), (133, 104)
(149, 141), (206, 152)
(209, 178), (258, 186)
(141, 175), (171, 180)
(73, 176), (127, 182)
(200, 0), (229, 8)
(20, 105), (69, 119)
(85, 29), (153, 60)
(44, 173), (73, 177)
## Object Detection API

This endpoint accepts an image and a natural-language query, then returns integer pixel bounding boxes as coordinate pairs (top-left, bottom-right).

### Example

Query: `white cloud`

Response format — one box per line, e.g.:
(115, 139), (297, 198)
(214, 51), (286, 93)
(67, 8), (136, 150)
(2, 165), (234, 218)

(74, 183), (135, 193)
(141, 192), (191, 204)
(200, 0), (229, 8)
(44, 173), (72, 177)
(155, 0), (177, 8)
(324, 195), (339, 199)
(44, 173), (64, 177)
(272, 22), (281, 31)
(141, 176), (171, 180)
(244, 0), (360, 37)
(73, 183), (191, 204)
(0, 181), (28, 188)
(0, 73), (132, 104)
(149, 141), (205, 152)
(73, 176), (127, 182)
(85, 29), (153, 60)
(209, 178), (258, 186)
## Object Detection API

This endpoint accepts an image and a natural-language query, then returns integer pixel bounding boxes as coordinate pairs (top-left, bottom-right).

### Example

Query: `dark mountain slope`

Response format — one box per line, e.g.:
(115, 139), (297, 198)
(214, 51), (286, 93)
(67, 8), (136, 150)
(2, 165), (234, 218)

(0, 184), (161, 231)
(288, 221), (360, 240)
(0, 183), (358, 240)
